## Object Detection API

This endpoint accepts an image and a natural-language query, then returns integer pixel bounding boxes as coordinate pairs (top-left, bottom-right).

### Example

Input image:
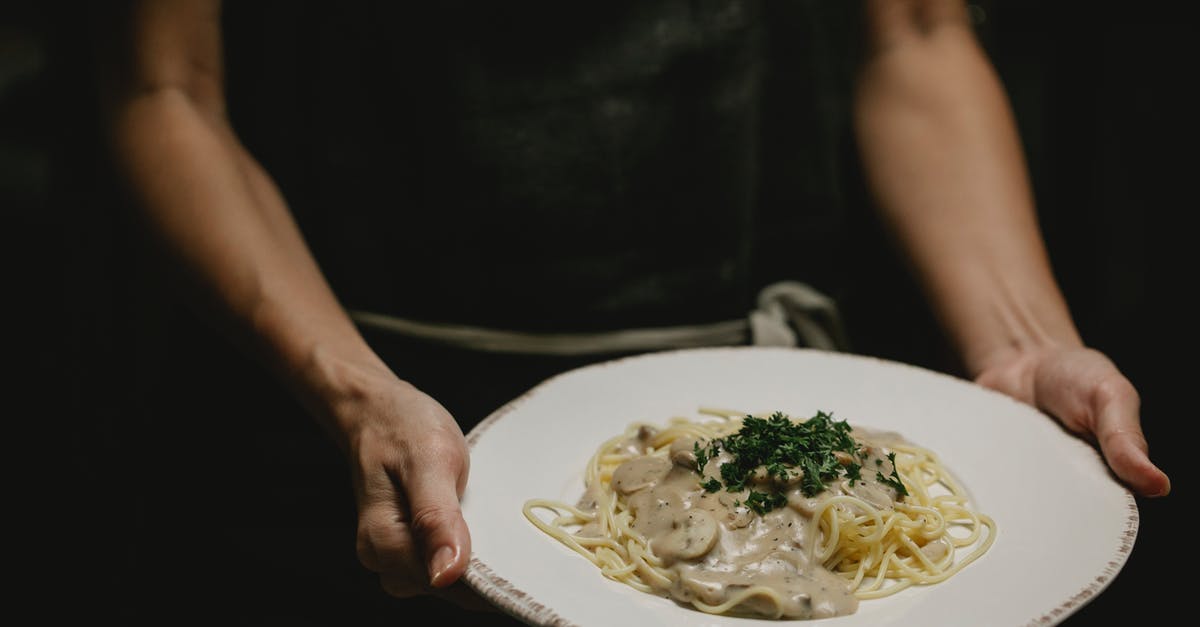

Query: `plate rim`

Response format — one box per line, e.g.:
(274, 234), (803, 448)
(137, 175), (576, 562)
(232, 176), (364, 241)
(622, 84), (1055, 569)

(461, 346), (1139, 627)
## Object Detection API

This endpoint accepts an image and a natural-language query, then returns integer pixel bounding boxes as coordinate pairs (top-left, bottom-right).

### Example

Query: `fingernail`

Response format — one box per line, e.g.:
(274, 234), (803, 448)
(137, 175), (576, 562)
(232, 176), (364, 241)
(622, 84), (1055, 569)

(429, 545), (459, 587)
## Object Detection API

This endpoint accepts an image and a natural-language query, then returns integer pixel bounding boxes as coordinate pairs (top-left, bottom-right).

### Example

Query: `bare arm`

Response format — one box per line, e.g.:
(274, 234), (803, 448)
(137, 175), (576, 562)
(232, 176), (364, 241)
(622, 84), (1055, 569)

(101, 0), (381, 414)
(854, 0), (1168, 496)
(98, 0), (478, 599)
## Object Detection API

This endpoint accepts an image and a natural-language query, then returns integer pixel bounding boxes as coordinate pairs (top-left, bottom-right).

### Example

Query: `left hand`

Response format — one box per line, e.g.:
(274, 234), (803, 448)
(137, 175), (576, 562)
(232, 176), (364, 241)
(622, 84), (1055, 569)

(974, 344), (1170, 497)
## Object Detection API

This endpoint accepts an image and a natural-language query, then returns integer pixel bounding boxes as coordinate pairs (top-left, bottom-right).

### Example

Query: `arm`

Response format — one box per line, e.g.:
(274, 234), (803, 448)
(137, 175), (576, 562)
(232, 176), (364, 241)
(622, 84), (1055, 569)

(853, 0), (1168, 496)
(98, 0), (478, 598)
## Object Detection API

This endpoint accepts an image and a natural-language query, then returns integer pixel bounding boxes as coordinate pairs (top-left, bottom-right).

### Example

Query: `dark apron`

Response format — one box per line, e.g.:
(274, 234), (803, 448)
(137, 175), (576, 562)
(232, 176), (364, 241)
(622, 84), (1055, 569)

(124, 1), (863, 624)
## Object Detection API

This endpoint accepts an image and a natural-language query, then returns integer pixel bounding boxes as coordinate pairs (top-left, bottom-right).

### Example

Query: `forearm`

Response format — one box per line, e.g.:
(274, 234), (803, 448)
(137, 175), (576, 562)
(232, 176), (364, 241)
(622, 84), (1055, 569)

(853, 16), (1081, 376)
(111, 88), (389, 436)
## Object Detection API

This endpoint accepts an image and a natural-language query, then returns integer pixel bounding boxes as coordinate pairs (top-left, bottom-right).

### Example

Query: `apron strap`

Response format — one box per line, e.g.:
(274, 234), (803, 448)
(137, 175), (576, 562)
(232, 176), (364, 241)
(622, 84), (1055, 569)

(350, 281), (848, 356)
(748, 280), (850, 351)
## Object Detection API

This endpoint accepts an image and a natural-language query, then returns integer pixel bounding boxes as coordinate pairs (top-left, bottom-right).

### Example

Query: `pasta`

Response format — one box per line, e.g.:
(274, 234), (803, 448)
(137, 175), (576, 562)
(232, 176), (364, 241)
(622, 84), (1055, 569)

(523, 408), (996, 619)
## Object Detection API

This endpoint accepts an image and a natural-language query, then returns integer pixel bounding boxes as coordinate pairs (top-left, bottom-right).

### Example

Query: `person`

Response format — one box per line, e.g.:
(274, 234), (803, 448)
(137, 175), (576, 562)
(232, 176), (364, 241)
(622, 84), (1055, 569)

(97, 0), (1169, 622)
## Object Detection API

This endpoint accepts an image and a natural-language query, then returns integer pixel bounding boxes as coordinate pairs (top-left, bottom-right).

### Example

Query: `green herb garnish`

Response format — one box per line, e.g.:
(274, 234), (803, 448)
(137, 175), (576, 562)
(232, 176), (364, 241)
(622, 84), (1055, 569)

(693, 441), (709, 473)
(845, 462), (862, 486)
(694, 411), (863, 514)
(745, 490), (788, 514)
(875, 452), (909, 496)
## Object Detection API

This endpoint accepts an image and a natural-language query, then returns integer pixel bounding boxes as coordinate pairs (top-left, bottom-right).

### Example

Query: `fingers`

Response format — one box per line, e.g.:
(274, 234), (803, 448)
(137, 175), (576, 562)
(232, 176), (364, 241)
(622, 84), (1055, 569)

(354, 429), (472, 595)
(356, 486), (426, 591)
(402, 439), (473, 588)
(1091, 381), (1171, 497)
(337, 380), (481, 608)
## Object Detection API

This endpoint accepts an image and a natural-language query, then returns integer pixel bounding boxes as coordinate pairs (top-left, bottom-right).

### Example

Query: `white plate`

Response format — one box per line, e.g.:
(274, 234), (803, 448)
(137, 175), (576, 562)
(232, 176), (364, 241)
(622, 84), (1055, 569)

(461, 347), (1137, 626)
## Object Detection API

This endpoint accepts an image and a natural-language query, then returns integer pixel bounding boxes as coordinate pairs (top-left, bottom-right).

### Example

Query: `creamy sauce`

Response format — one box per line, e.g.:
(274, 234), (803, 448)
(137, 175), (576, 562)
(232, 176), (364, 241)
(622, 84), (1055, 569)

(578, 425), (909, 619)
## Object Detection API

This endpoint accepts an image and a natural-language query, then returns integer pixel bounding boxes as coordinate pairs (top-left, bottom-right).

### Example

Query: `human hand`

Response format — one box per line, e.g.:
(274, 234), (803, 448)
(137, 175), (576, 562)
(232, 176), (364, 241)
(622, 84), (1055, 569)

(329, 368), (492, 609)
(974, 344), (1170, 497)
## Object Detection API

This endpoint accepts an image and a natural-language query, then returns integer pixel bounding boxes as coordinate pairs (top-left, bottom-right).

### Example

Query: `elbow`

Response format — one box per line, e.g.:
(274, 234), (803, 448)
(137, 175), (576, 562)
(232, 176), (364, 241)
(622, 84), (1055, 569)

(105, 73), (228, 142)
(106, 82), (232, 169)
(862, 0), (974, 58)
(854, 1), (992, 120)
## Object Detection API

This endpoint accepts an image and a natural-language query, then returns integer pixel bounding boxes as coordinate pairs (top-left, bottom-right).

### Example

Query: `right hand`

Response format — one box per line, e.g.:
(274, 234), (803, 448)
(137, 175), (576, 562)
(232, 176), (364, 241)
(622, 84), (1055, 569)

(330, 367), (488, 607)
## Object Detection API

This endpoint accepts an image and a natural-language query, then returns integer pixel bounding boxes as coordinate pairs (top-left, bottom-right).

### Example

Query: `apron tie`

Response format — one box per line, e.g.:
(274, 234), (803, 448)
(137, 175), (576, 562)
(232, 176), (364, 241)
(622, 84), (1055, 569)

(748, 281), (849, 351)
(350, 280), (848, 355)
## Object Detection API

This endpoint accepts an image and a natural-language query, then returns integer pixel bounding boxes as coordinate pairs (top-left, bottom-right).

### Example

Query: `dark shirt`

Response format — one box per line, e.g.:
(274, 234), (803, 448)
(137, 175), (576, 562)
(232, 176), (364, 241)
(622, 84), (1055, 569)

(223, 0), (863, 332)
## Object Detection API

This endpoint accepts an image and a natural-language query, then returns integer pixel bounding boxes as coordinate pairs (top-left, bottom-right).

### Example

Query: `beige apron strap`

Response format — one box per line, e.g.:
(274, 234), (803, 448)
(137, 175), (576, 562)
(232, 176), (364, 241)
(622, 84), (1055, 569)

(747, 281), (850, 351)
(348, 311), (748, 356)
(350, 281), (847, 355)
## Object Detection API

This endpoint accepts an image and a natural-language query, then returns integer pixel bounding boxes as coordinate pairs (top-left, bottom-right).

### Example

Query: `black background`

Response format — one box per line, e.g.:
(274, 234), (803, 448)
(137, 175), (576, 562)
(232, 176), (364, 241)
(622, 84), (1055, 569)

(4, 2), (1191, 624)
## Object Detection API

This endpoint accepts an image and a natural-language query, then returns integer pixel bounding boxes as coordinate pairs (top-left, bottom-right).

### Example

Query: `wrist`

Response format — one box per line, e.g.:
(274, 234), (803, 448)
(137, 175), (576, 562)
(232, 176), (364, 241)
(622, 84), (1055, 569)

(944, 275), (1083, 379)
(289, 338), (410, 446)
(245, 293), (405, 437)
(969, 331), (1084, 374)
(960, 310), (1083, 380)
(968, 336), (1087, 407)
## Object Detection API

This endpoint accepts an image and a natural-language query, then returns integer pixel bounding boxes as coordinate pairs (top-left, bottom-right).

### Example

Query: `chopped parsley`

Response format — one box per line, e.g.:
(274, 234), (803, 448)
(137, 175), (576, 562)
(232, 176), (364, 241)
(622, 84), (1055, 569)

(694, 411), (865, 513)
(875, 452), (909, 496)
(745, 490), (788, 515)
(845, 462), (862, 486)
(693, 440), (713, 474)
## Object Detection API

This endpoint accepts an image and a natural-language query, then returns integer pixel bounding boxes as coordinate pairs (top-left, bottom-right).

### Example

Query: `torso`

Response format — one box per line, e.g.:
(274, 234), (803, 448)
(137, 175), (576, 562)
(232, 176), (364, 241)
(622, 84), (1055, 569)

(223, 0), (861, 332)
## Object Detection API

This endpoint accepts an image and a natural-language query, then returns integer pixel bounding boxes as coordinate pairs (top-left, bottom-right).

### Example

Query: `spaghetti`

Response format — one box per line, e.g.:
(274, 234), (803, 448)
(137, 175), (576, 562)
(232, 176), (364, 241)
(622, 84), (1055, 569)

(523, 408), (996, 619)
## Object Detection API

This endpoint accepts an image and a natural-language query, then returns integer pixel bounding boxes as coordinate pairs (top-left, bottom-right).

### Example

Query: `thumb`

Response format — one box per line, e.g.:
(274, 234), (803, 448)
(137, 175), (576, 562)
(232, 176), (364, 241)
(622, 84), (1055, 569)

(1091, 389), (1171, 497)
(404, 454), (473, 588)
(1030, 350), (1170, 498)
(1036, 365), (1170, 497)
